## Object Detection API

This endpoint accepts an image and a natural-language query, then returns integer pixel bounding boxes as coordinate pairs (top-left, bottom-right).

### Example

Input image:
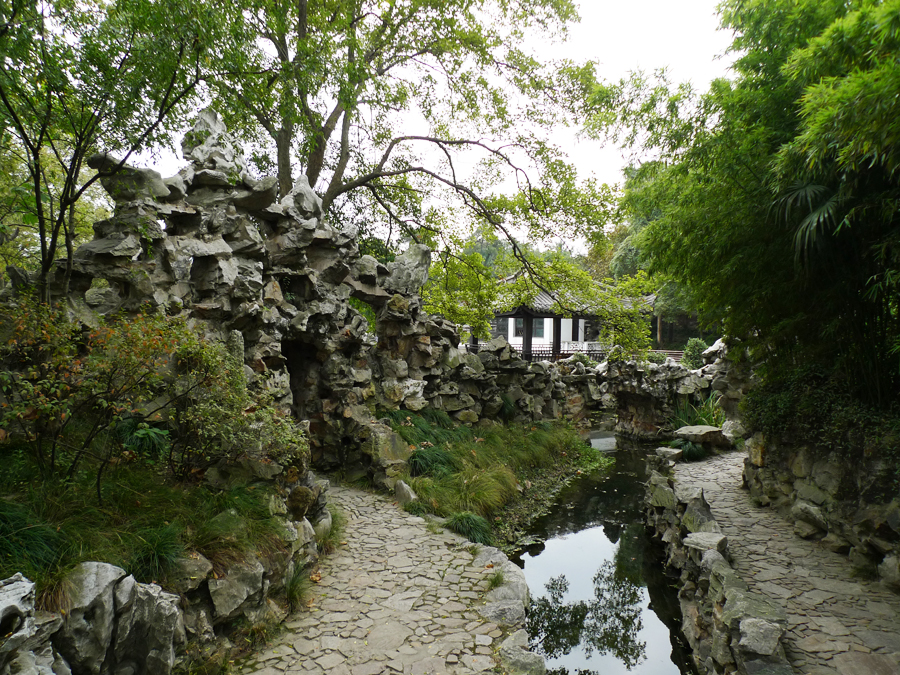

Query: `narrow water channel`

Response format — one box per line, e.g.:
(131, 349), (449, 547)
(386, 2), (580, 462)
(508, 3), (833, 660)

(512, 434), (697, 675)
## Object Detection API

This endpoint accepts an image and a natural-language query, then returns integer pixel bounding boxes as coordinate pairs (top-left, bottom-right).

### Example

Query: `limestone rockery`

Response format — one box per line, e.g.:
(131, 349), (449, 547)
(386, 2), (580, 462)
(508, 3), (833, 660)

(11, 109), (652, 486)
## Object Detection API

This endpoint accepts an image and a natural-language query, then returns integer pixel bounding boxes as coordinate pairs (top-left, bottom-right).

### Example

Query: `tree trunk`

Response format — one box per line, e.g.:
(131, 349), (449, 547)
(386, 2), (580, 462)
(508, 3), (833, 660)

(656, 315), (663, 346)
(277, 123), (293, 198)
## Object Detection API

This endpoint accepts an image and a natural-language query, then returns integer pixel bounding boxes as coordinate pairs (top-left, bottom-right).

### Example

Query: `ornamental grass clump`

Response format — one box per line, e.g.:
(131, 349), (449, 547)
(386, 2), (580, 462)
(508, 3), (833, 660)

(386, 409), (596, 533)
(445, 511), (493, 545)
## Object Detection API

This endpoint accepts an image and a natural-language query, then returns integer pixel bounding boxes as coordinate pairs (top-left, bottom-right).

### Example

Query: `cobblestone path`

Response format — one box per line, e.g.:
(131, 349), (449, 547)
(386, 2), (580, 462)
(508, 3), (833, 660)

(240, 486), (506, 675)
(674, 451), (900, 675)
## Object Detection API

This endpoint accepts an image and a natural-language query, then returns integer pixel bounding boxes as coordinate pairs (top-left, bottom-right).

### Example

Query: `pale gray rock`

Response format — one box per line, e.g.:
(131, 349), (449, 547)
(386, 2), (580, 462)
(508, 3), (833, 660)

(498, 630), (546, 675)
(791, 500), (827, 531)
(683, 532), (728, 555)
(394, 480), (418, 506)
(283, 175), (322, 219)
(110, 578), (184, 675)
(878, 554), (900, 590)
(737, 617), (785, 657)
(384, 244), (431, 296)
(675, 425), (730, 447)
(485, 560), (529, 606)
(207, 558), (265, 622)
(721, 419), (746, 444)
(0, 574), (37, 670)
(75, 234), (142, 260)
(311, 508), (332, 542)
(656, 446), (683, 461)
(168, 555), (213, 594)
(52, 562), (127, 675)
(87, 153), (170, 201)
(476, 600), (526, 627)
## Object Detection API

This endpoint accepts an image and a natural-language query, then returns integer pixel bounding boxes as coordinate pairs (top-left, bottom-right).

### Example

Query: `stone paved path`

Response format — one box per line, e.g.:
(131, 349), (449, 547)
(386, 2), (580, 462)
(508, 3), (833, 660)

(240, 486), (507, 675)
(674, 451), (900, 675)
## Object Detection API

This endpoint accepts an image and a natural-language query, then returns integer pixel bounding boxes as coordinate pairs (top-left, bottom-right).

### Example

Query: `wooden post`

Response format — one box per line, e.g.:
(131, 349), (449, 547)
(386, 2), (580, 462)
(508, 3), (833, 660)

(523, 314), (533, 362)
(552, 316), (562, 360)
(657, 315), (663, 346)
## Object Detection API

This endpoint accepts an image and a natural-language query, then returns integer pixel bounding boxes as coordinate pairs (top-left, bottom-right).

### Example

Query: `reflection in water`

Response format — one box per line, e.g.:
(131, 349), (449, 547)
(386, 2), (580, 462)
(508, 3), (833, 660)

(528, 524), (648, 672)
(516, 436), (697, 675)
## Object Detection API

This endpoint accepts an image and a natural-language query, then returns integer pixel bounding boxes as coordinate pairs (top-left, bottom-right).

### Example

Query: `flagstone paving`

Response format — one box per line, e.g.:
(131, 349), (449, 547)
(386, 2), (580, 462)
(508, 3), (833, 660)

(239, 485), (507, 675)
(674, 451), (900, 675)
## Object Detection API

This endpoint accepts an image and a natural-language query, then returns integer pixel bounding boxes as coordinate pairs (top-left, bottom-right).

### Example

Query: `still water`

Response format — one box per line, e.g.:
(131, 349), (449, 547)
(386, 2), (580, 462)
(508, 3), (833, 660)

(512, 434), (696, 675)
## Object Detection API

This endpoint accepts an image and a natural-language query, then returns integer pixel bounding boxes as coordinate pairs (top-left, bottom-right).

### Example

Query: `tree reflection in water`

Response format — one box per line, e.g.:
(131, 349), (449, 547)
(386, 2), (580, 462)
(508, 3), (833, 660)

(527, 523), (648, 674)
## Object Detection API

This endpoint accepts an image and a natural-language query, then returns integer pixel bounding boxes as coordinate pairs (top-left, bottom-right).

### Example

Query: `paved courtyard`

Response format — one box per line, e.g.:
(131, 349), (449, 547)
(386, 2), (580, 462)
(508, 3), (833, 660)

(674, 451), (900, 675)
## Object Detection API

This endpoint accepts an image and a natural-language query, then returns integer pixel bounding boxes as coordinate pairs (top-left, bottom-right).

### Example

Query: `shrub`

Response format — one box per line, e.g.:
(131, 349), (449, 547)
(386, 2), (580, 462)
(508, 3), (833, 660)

(0, 299), (309, 488)
(670, 438), (709, 461)
(568, 352), (598, 368)
(681, 338), (709, 369)
(445, 511), (493, 545)
(644, 351), (666, 365)
(670, 392), (725, 429)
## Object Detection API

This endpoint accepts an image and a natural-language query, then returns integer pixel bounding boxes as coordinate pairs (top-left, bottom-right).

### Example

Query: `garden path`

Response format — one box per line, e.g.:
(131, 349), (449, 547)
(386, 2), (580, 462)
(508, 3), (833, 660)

(239, 485), (505, 675)
(674, 451), (900, 675)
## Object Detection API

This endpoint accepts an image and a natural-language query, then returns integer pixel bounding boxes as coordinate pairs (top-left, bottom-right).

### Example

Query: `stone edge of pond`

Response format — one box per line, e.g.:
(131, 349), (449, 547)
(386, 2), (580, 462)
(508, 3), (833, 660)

(472, 544), (547, 675)
(644, 452), (792, 675)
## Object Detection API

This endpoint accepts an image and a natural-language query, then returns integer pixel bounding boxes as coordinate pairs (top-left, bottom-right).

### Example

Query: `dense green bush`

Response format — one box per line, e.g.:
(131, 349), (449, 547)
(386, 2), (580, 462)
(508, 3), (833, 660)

(0, 299), (308, 486)
(644, 351), (666, 365)
(681, 338), (708, 369)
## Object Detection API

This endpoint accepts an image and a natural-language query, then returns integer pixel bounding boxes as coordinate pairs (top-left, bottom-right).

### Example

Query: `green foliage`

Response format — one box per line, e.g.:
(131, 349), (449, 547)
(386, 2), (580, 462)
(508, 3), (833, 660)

(207, 0), (607, 259)
(407, 445), (461, 479)
(568, 352), (598, 368)
(670, 393), (725, 429)
(386, 410), (592, 536)
(129, 523), (183, 583)
(0, 0), (221, 296)
(283, 564), (311, 614)
(669, 439), (709, 462)
(401, 501), (430, 517)
(0, 454), (287, 607)
(643, 352), (666, 365)
(741, 369), (900, 497)
(680, 338), (709, 370)
(422, 247), (498, 339)
(445, 511), (493, 545)
(587, 0), (900, 409)
(0, 300), (309, 486)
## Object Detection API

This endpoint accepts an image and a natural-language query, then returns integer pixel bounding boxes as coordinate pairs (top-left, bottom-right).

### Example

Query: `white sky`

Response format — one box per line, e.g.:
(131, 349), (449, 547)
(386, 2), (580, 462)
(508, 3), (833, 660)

(144, 0), (735, 191)
(546, 0), (736, 186)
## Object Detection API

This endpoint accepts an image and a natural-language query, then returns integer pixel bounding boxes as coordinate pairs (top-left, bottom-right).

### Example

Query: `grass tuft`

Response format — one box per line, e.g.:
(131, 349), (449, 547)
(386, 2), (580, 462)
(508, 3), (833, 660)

(408, 445), (460, 478)
(401, 501), (429, 516)
(486, 569), (505, 590)
(445, 511), (493, 545)
(315, 504), (346, 554)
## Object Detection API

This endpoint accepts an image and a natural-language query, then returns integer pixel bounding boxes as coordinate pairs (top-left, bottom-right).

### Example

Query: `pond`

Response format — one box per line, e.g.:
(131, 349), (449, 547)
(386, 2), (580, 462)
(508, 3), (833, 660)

(511, 433), (697, 675)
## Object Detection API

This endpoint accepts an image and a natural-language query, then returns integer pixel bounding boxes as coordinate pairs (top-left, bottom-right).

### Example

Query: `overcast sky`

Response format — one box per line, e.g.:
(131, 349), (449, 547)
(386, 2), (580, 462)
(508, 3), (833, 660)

(548, 0), (736, 185)
(144, 0), (735, 189)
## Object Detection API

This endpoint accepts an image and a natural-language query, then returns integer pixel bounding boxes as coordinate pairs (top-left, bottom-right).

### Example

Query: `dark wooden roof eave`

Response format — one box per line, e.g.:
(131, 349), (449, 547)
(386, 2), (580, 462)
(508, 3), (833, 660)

(493, 305), (597, 320)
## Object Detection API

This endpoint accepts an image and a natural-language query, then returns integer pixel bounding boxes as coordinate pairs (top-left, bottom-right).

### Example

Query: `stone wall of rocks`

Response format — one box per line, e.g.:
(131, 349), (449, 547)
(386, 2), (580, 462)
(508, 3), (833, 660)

(602, 340), (751, 439)
(645, 456), (790, 675)
(743, 439), (900, 591)
(0, 469), (330, 675)
(5, 109), (607, 487)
